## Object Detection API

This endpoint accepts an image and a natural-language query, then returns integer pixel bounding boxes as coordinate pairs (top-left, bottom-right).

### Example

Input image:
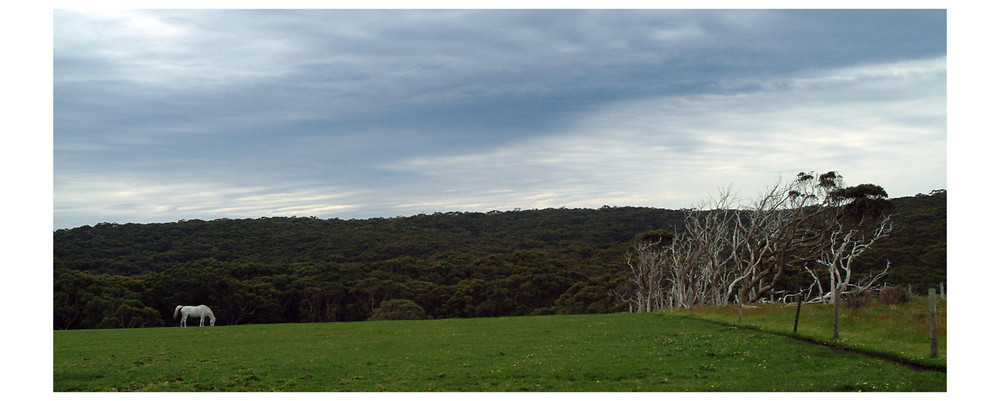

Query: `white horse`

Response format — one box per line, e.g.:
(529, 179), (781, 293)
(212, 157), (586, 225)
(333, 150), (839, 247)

(174, 305), (216, 327)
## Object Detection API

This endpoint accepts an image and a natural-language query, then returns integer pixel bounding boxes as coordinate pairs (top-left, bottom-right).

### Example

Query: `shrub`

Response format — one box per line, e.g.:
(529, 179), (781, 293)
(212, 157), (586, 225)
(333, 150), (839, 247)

(878, 286), (910, 305)
(369, 299), (427, 321)
(844, 289), (874, 309)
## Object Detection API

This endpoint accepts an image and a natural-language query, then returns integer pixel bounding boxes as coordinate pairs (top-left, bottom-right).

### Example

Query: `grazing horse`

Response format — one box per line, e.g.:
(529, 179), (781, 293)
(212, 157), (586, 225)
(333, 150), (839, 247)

(174, 305), (216, 327)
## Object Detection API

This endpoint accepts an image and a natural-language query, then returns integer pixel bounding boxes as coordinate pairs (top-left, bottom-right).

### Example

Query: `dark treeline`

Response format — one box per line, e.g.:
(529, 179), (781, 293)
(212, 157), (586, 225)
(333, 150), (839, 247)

(854, 190), (947, 291)
(54, 191), (945, 330)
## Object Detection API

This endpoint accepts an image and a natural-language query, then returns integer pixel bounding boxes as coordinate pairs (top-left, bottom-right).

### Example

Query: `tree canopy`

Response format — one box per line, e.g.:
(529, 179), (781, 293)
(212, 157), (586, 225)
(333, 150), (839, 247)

(53, 194), (945, 330)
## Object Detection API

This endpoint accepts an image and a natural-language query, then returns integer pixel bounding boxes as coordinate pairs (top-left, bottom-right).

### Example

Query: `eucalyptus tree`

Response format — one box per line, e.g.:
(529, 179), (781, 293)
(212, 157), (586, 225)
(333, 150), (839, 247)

(620, 230), (672, 312)
(665, 171), (894, 306)
(726, 172), (843, 304)
(804, 183), (895, 303)
(664, 188), (739, 309)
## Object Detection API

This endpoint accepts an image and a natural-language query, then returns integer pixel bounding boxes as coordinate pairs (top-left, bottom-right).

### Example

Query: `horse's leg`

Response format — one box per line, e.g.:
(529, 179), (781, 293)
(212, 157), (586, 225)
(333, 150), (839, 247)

(199, 316), (205, 327)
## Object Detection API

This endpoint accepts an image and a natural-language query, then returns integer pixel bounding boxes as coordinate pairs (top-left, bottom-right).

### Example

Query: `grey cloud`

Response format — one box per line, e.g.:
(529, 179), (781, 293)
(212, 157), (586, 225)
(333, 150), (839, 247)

(382, 57), (945, 212)
(54, 10), (946, 228)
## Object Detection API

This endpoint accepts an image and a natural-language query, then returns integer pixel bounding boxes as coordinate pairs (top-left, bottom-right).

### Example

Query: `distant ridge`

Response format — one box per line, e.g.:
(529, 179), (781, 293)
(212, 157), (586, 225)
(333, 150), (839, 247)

(53, 192), (944, 329)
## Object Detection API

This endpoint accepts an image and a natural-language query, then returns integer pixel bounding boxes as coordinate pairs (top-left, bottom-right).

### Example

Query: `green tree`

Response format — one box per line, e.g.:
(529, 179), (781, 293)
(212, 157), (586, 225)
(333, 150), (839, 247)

(552, 274), (626, 314)
(223, 280), (282, 325)
(368, 299), (427, 320)
(113, 299), (163, 328)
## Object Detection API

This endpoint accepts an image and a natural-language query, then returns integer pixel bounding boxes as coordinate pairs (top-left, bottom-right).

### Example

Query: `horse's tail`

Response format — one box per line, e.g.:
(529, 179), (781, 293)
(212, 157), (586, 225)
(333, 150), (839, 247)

(174, 305), (183, 319)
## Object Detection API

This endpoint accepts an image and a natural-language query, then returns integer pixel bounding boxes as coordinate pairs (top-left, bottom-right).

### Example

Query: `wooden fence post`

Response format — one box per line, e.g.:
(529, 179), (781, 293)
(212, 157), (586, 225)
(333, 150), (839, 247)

(832, 285), (841, 339)
(929, 288), (938, 358)
(939, 282), (945, 301)
(793, 293), (803, 333)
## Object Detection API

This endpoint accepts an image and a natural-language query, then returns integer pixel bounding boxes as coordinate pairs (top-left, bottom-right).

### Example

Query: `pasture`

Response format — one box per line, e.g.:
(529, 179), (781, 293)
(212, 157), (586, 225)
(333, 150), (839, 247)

(53, 312), (945, 392)
(694, 295), (947, 369)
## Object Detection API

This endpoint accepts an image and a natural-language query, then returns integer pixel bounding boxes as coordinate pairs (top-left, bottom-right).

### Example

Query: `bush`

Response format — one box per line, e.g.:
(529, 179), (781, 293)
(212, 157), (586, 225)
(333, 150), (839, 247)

(369, 299), (427, 321)
(844, 289), (874, 309)
(878, 286), (910, 305)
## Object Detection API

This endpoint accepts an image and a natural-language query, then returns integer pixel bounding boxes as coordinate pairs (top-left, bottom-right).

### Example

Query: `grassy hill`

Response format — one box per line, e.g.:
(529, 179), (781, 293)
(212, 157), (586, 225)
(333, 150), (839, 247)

(54, 312), (945, 392)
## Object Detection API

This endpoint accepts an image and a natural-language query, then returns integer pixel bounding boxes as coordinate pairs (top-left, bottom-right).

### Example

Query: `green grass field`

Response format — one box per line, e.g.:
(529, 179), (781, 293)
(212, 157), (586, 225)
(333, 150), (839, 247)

(54, 312), (946, 392)
(693, 296), (947, 369)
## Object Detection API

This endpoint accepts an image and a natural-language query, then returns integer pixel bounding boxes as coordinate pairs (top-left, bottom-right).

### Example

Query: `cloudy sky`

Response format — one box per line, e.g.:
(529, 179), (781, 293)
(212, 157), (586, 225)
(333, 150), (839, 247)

(53, 9), (947, 229)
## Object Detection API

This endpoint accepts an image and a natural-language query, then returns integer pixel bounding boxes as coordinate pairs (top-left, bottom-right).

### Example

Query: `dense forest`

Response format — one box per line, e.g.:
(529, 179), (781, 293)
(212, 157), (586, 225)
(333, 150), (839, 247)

(53, 190), (945, 330)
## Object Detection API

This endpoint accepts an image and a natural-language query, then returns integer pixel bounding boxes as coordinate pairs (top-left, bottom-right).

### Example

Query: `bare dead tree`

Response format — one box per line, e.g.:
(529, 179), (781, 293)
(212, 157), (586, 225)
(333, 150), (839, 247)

(804, 215), (893, 303)
(666, 232), (696, 310)
(622, 231), (671, 312)
(723, 172), (848, 305)
(628, 171), (894, 310)
(673, 187), (739, 306)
